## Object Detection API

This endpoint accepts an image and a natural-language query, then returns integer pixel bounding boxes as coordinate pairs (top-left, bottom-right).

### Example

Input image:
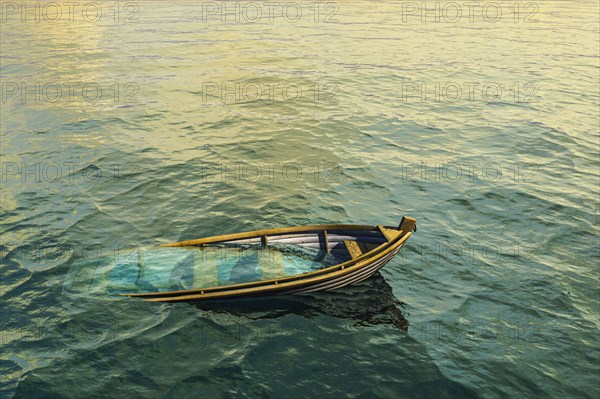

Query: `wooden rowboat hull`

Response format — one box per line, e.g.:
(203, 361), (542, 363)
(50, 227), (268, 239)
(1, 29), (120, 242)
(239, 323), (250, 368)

(121, 216), (416, 302)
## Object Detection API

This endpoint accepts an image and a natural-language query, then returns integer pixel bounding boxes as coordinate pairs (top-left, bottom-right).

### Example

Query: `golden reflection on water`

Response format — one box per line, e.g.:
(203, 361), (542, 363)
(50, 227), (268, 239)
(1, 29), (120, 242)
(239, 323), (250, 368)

(3, 2), (598, 158)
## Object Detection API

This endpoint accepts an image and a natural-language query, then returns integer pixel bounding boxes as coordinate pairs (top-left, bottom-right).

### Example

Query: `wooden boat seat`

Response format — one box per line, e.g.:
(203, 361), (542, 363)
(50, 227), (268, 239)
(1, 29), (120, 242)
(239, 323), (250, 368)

(344, 240), (363, 259)
(377, 225), (400, 242)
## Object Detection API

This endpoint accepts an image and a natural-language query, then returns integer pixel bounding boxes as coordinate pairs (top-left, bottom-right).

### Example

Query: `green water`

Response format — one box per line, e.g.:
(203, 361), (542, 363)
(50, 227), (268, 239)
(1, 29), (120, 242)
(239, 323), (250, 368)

(1, 1), (599, 398)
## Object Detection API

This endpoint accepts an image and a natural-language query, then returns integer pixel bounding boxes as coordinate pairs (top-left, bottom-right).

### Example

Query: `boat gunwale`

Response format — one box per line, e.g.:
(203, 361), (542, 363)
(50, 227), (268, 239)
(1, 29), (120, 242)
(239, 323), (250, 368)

(121, 223), (411, 299)
(159, 224), (379, 247)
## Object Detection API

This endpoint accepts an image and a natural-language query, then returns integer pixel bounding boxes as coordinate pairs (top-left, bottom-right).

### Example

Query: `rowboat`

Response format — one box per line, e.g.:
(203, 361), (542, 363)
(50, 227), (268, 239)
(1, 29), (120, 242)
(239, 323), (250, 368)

(119, 216), (416, 302)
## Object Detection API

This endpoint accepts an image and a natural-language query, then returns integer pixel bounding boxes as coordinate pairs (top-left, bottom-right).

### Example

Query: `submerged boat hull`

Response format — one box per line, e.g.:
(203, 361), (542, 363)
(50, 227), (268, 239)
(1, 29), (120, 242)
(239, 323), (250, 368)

(122, 217), (416, 302)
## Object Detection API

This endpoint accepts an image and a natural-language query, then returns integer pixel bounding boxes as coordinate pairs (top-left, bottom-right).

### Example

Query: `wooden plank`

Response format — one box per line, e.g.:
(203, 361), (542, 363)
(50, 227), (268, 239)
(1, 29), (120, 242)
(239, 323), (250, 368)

(270, 235), (384, 245)
(160, 224), (376, 247)
(377, 225), (399, 242)
(192, 249), (218, 289)
(344, 240), (363, 259)
(323, 230), (329, 253)
(258, 249), (285, 280)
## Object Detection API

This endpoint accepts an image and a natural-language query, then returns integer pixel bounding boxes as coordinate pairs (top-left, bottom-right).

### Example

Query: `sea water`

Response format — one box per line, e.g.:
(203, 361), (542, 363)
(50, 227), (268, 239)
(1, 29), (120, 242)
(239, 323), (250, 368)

(1, 1), (598, 398)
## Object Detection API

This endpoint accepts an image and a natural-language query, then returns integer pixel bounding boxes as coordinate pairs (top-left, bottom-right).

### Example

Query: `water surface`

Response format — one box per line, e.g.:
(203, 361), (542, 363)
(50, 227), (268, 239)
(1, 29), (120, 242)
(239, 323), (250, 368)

(1, 1), (599, 398)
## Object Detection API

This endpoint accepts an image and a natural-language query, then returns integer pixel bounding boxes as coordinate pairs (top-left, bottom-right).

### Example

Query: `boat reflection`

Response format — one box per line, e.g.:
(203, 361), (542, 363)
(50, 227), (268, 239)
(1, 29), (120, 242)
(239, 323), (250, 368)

(190, 272), (409, 331)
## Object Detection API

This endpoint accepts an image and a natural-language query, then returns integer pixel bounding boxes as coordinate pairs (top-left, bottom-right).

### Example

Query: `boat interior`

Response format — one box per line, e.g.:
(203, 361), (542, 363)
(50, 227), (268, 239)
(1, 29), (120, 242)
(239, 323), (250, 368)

(63, 219), (416, 297)
(163, 222), (415, 262)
